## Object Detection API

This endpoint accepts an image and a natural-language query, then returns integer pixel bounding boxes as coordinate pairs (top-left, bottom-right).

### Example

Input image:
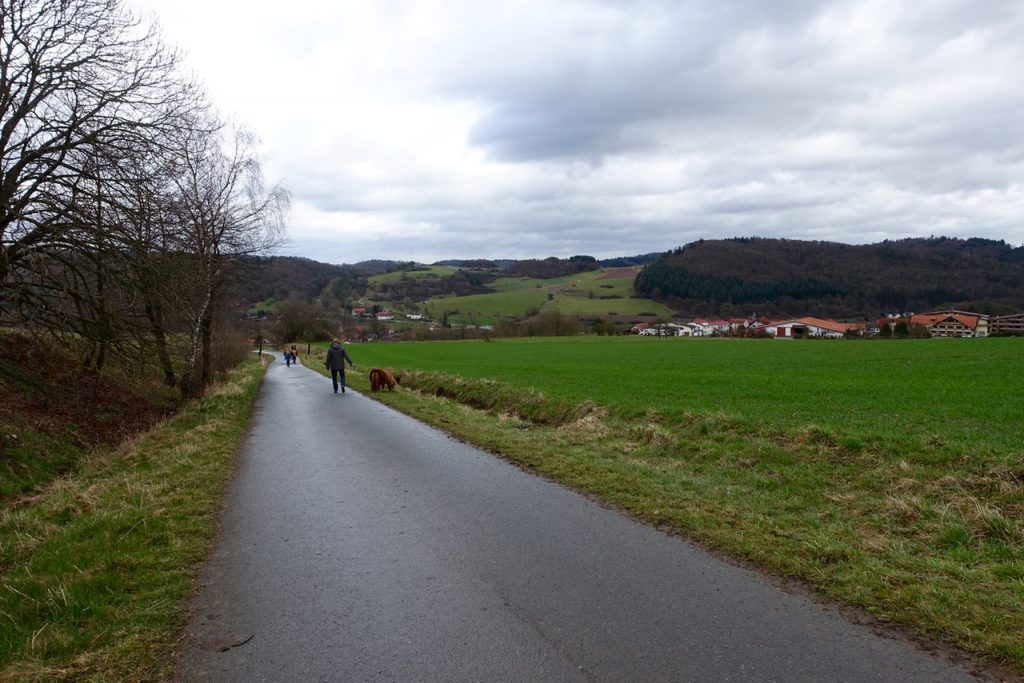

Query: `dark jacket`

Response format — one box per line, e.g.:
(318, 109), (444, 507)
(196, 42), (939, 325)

(325, 342), (354, 371)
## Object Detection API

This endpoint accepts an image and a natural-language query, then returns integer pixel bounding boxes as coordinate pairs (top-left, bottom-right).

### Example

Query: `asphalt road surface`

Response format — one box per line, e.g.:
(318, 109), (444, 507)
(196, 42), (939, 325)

(176, 354), (986, 682)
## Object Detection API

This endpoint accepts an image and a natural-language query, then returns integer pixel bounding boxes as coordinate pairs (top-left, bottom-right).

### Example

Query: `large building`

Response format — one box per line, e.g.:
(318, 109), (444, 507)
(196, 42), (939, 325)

(990, 313), (1024, 336)
(766, 317), (864, 339)
(910, 310), (989, 338)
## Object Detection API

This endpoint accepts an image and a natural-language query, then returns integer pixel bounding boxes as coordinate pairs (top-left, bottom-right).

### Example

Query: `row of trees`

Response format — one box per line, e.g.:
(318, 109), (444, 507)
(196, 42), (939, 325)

(506, 256), (597, 279)
(1, 0), (288, 396)
(368, 268), (496, 302)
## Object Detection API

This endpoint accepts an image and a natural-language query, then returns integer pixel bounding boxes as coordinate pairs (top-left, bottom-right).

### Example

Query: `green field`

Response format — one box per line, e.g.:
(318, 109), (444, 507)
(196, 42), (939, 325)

(423, 286), (548, 322)
(368, 265), (461, 285)
(337, 336), (1024, 673)
(347, 336), (1022, 447)
(422, 268), (672, 324)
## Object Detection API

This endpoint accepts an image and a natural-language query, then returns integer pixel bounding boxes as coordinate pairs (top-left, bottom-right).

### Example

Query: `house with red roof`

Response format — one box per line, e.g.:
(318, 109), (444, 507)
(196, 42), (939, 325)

(910, 310), (988, 338)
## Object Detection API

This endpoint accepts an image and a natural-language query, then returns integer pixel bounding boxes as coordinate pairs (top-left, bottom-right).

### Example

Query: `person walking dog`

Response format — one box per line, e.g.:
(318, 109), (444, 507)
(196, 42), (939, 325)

(325, 338), (355, 393)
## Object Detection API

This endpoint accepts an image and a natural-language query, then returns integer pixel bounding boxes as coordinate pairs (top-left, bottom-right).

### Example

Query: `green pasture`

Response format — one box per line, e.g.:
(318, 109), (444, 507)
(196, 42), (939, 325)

(562, 273), (637, 299)
(490, 276), (552, 292)
(423, 287), (549, 323)
(346, 335), (1023, 672)
(422, 268), (668, 323)
(246, 298), (280, 315)
(349, 336), (1023, 448)
(546, 294), (672, 318)
(368, 265), (460, 285)
(541, 269), (669, 316)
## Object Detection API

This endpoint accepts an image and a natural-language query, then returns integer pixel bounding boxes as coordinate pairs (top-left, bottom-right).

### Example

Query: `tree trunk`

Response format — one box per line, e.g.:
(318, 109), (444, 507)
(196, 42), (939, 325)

(181, 288), (213, 400)
(200, 307), (213, 389)
(145, 301), (177, 387)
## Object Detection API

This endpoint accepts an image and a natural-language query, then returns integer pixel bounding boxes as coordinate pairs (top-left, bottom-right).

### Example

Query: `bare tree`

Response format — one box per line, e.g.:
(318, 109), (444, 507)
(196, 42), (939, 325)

(0, 0), (190, 291)
(273, 299), (333, 345)
(0, 0), (289, 393)
(169, 122), (288, 397)
(9, 114), (204, 380)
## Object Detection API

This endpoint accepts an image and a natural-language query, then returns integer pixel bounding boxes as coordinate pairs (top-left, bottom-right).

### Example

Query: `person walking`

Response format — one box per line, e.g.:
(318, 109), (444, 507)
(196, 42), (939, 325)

(325, 338), (355, 393)
(291, 345), (299, 365)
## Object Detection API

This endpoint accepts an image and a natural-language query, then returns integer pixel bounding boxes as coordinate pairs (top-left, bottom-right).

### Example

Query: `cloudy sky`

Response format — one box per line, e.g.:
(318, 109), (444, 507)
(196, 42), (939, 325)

(128, 0), (1024, 265)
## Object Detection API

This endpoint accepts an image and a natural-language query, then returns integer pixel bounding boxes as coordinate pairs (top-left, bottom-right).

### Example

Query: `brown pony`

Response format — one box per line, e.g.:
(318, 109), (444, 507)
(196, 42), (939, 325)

(369, 368), (399, 392)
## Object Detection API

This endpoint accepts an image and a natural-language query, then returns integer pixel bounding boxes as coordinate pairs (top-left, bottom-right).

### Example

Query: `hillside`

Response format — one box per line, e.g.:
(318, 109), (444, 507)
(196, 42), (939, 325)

(635, 237), (1024, 318)
(230, 239), (1024, 323)
(420, 267), (673, 326)
(0, 332), (173, 500)
(229, 256), (371, 312)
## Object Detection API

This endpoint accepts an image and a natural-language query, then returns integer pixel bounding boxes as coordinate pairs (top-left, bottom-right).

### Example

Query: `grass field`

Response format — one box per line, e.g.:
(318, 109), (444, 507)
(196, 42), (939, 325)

(423, 283), (550, 322)
(422, 268), (672, 324)
(333, 336), (1024, 674)
(367, 265), (461, 285)
(0, 358), (265, 680)
(349, 336), (1022, 449)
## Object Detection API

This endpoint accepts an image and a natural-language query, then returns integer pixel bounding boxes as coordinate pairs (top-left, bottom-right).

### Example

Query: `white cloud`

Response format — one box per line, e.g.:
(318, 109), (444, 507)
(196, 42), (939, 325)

(129, 0), (1024, 264)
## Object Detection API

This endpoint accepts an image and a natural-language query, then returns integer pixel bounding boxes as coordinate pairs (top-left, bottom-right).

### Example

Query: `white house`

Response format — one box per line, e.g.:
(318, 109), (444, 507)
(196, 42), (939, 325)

(767, 317), (863, 339)
(661, 322), (688, 336)
(689, 319), (714, 336)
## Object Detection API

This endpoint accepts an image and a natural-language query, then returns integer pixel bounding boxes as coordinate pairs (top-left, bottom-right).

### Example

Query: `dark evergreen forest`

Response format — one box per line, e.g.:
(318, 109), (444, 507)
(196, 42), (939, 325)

(635, 237), (1024, 318)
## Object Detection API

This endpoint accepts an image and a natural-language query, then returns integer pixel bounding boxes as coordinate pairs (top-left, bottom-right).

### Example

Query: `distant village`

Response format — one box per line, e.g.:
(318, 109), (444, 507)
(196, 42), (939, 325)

(343, 305), (1024, 340)
(628, 310), (1024, 339)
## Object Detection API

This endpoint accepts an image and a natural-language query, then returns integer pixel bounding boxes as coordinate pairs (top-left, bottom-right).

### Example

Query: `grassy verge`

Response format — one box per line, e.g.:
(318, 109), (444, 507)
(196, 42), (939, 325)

(331, 339), (1023, 676)
(0, 357), (266, 681)
(0, 332), (176, 501)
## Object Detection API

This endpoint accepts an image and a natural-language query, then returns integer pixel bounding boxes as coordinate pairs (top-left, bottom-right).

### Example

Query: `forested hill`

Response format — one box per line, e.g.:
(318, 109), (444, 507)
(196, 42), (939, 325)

(229, 253), (663, 312)
(634, 237), (1024, 319)
(229, 256), (369, 310)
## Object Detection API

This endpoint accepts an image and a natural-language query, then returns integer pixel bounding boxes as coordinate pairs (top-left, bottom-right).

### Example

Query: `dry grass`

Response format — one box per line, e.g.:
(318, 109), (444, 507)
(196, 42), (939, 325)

(0, 359), (265, 681)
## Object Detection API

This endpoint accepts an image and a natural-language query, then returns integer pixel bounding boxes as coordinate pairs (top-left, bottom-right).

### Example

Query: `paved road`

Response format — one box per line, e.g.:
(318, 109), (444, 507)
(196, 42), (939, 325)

(176, 354), (985, 682)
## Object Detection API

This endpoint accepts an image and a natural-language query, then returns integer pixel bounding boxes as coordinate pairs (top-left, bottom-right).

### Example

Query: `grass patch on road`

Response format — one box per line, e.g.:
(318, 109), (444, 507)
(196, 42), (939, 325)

(343, 337), (1024, 675)
(0, 358), (265, 681)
